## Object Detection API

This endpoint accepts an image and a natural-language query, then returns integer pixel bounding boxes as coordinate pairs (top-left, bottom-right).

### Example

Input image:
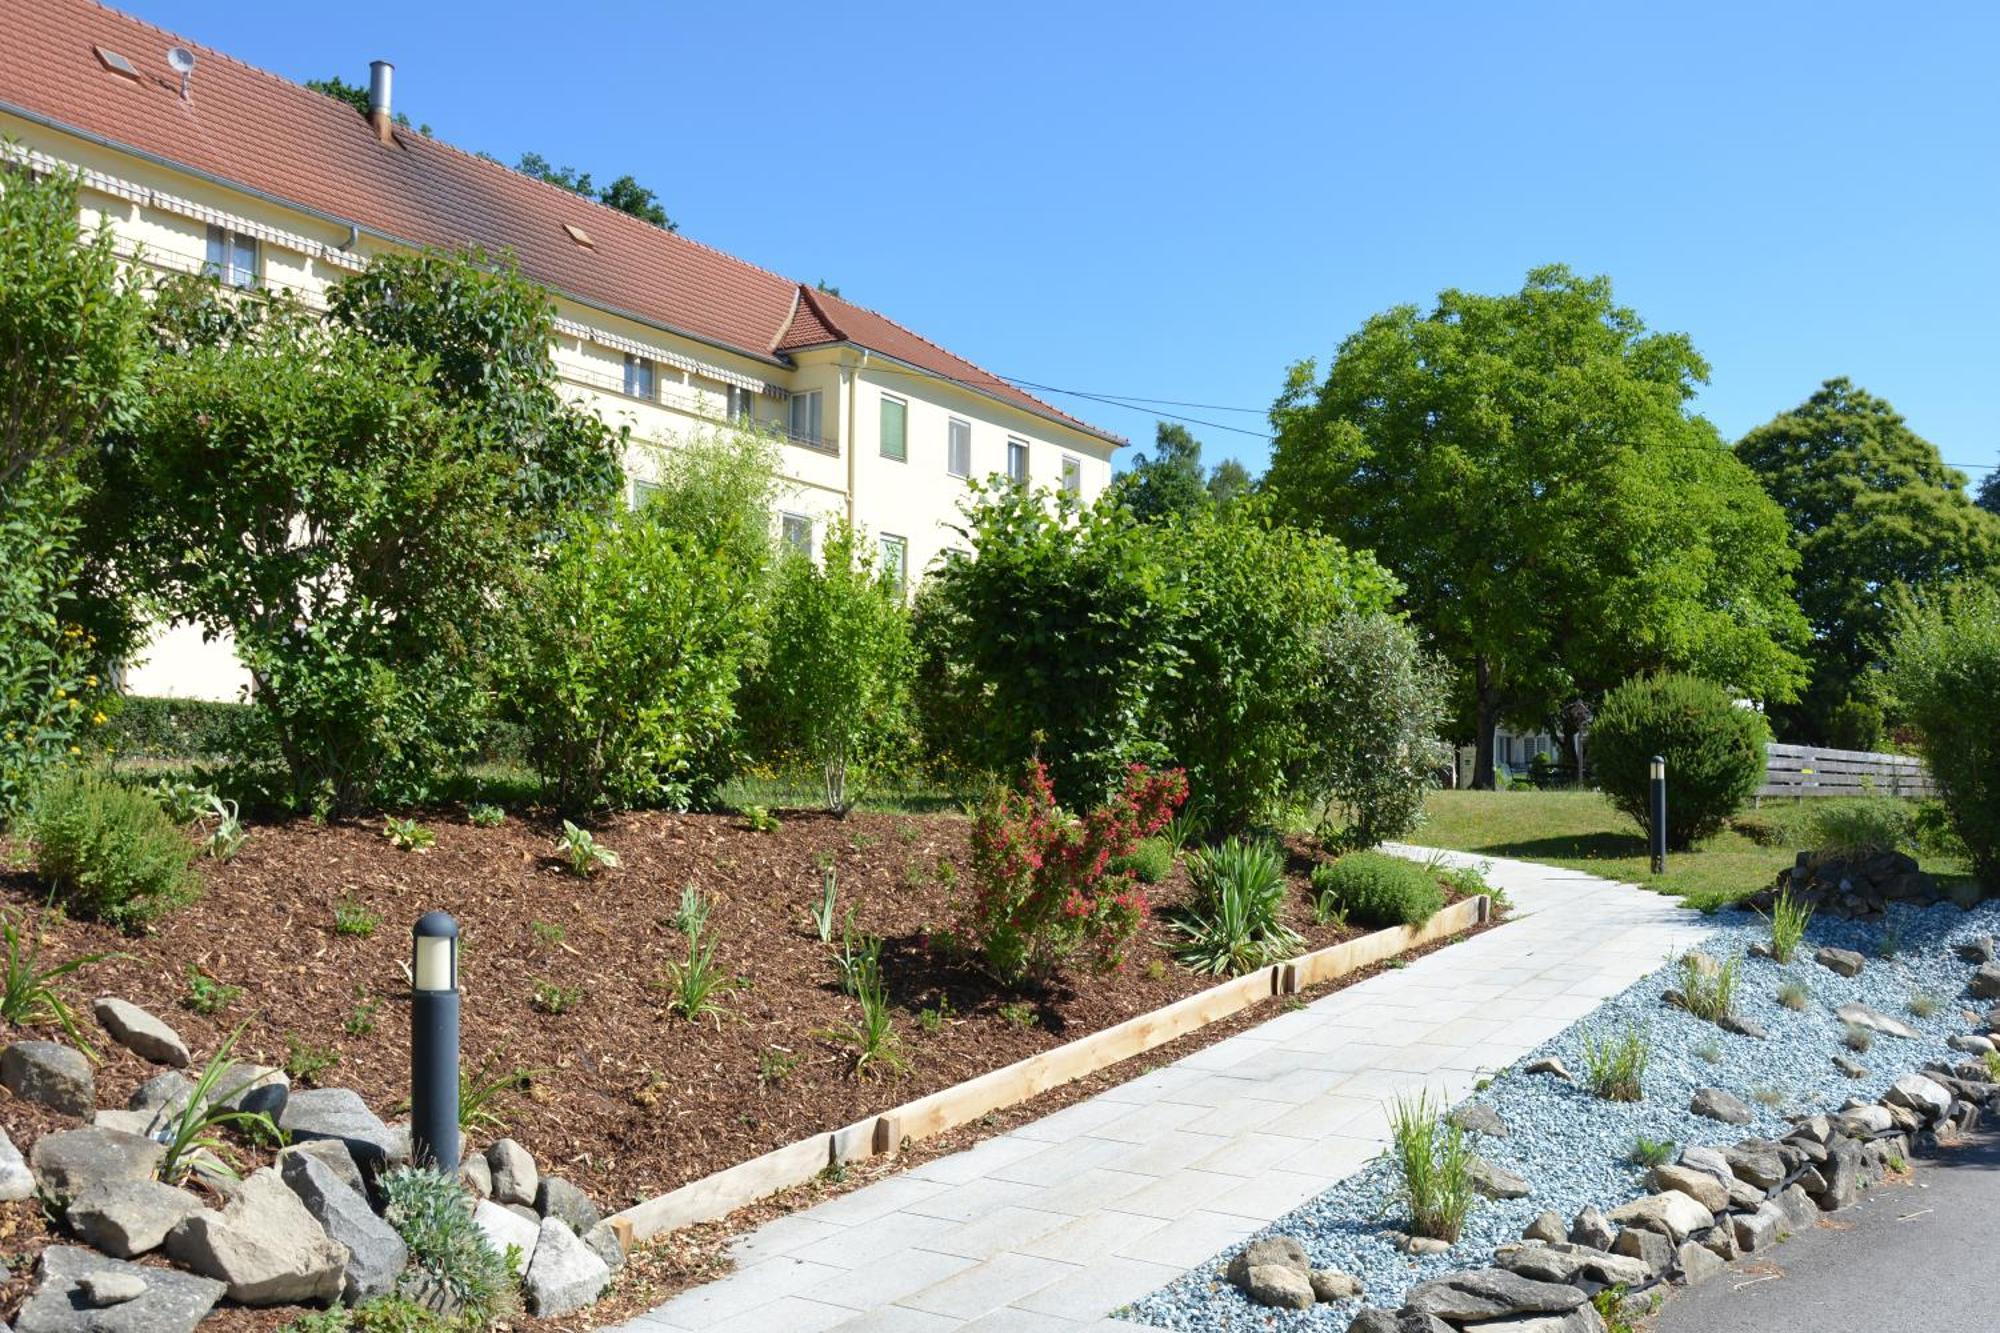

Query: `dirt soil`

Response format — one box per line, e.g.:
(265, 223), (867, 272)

(0, 807), (1487, 1329)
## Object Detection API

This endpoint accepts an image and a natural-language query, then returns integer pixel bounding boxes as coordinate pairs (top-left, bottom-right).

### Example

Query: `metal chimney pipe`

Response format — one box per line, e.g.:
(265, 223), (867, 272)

(367, 60), (395, 144)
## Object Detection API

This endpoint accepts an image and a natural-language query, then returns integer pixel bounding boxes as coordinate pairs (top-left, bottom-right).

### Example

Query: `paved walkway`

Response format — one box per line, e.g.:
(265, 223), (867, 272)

(607, 849), (1712, 1333)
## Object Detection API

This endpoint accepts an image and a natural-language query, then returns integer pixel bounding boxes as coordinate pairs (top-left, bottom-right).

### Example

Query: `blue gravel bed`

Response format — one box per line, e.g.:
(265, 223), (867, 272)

(1121, 900), (2000, 1331)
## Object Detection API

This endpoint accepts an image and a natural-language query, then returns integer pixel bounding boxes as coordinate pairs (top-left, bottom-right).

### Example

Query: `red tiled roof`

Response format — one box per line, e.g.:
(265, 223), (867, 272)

(0, 0), (1120, 444)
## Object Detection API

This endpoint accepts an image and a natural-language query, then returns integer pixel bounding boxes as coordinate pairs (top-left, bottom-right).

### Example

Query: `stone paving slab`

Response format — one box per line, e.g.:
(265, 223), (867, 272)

(604, 848), (1711, 1332)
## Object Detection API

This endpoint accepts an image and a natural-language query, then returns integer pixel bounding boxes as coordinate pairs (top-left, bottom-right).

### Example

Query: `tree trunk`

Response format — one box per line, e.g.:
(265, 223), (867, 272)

(1472, 657), (1499, 791)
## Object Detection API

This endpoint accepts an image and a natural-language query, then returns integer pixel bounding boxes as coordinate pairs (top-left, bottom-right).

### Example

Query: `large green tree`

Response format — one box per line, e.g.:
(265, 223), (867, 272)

(1974, 469), (2000, 517)
(1736, 378), (2000, 741)
(1111, 422), (1209, 521)
(1266, 265), (1807, 787)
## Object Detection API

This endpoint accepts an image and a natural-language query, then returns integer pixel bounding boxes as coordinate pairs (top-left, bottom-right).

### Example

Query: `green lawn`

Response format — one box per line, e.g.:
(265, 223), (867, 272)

(1414, 788), (1968, 912)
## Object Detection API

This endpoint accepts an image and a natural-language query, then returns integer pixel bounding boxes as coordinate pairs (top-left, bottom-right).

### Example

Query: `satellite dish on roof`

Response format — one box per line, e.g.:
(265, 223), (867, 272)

(167, 45), (195, 100)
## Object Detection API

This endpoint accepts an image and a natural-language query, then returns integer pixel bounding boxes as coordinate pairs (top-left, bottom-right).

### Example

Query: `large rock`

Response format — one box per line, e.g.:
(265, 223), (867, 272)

(90, 999), (189, 1068)
(1568, 1205), (1614, 1251)
(279, 1139), (368, 1204)
(472, 1198), (539, 1275)
(1970, 963), (2000, 999)
(1718, 1012), (1768, 1040)
(1311, 1269), (1363, 1301)
(1732, 1201), (1782, 1252)
(523, 1216), (610, 1317)
(279, 1149), (407, 1304)
(29, 1129), (163, 1205)
(1522, 1211), (1566, 1244)
(582, 1219), (625, 1273)
(2, 1041), (94, 1117)
(212, 1064), (289, 1120)
(279, 1088), (397, 1176)
(1606, 1190), (1712, 1244)
(1837, 1104), (1894, 1137)
(1722, 1142), (1787, 1191)
(1243, 1263), (1314, 1309)
(1884, 1073), (1953, 1122)
(1814, 947), (1866, 978)
(457, 1153), (492, 1199)
(1690, 1087), (1753, 1125)
(535, 1176), (600, 1234)
(1403, 1269), (1589, 1322)
(1677, 1240), (1725, 1287)
(1467, 1155), (1530, 1200)
(1497, 1242), (1649, 1289)
(1836, 1003), (1917, 1040)
(1449, 1103), (1510, 1138)
(164, 1167), (348, 1306)
(1775, 1183), (1819, 1232)
(0, 1125), (33, 1202)
(1226, 1235), (1309, 1286)
(65, 1180), (203, 1258)
(1611, 1227), (1672, 1276)
(486, 1138), (538, 1207)
(1649, 1164), (1729, 1212)
(1348, 1311), (1456, 1333)
(14, 1246), (223, 1333)
(1460, 1312), (1608, 1333)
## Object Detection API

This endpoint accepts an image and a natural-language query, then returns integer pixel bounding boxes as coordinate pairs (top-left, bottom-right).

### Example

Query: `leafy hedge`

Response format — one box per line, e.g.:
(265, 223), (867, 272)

(1886, 587), (2000, 885)
(97, 695), (255, 760)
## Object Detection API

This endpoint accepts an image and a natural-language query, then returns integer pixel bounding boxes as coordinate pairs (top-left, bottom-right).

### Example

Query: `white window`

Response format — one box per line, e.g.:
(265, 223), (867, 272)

(789, 390), (823, 443)
(879, 534), (908, 592)
(1006, 439), (1029, 485)
(1061, 455), (1082, 496)
(204, 224), (258, 288)
(630, 478), (661, 509)
(728, 385), (757, 423)
(623, 354), (656, 400)
(947, 418), (972, 479)
(780, 512), (812, 556)
(880, 394), (908, 461)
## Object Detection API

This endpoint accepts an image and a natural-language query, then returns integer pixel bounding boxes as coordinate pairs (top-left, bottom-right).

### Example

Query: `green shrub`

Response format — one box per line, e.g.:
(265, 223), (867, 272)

(1117, 837), (1176, 885)
(1670, 950), (1738, 1022)
(1627, 1134), (1677, 1168)
(96, 696), (256, 761)
(1884, 586), (2000, 885)
(1309, 851), (1444, 929)
(1825, 697), (1885, 752)
(1171, 837), (1303, 975)
(1580, 1024), (1650, 1102)
(1809, 798), (1913, 857)
(378, 1167), (518, 1322)
(1730, 813), (1785, 847)
(28, 771), (199, 929)
(1589, 673), (1768, 850)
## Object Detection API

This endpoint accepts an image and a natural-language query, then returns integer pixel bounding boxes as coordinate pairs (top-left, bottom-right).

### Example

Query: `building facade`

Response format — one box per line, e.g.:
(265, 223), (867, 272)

(0, 0), (1122, 700)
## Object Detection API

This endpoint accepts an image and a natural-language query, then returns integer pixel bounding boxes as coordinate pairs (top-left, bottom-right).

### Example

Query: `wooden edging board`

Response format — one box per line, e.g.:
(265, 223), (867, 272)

(610, 892), (1492, 1242)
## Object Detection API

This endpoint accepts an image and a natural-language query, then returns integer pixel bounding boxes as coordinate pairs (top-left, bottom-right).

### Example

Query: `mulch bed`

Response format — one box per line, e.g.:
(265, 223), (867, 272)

(0, 807), (1487, 1329)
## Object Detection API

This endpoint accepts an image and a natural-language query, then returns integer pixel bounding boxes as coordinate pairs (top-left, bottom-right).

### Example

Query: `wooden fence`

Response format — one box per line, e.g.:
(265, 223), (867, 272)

(1759, 742), (1935, 799)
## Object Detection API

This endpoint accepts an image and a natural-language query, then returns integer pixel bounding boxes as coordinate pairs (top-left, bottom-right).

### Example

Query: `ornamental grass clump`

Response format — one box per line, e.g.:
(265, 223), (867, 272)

(1671, 950), (1738, 1024)
(1171, 837), (1303, 976)
(1387, 1091), (1477, 1242)
(1765, 886), (1814, 965)
(1581, 1024), (1651, 1102)
(960, 760), (1186, 986)
(0, 911), (112, 1054)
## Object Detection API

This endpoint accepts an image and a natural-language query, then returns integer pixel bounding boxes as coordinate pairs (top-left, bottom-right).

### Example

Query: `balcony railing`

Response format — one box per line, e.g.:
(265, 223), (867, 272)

(782, 426), (838, 456)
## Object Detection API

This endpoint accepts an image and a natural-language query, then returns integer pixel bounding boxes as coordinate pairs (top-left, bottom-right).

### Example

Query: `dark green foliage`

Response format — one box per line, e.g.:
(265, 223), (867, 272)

(1825, 697), (1885, 753)
(1884, 585), (2000, 885)
(1117, 837), (1176, 885)
(28, 771), (199, 929)
(1737, 378), (2000, 741)
(515, 153), (676, 231)
(378, 1167), (518, 1322)
(1111, 422), (1211, 521)
(1590, 673), (1767, 850)
(1309, 851), (1445, 928)
(95, 696), (256, 761)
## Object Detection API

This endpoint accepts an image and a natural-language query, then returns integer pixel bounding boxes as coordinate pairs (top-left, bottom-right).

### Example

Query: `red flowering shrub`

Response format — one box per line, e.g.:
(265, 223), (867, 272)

(962, 760), (1188, 985)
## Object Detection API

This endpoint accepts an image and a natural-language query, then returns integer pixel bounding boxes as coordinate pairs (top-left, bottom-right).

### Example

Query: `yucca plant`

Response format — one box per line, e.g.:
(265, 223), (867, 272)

(1171, 837), (1303, 976)
(1387, 1091), (1477, 1241)
(809, 867), (839, 944)
(0, 910), (112, 1055)
(816, 964), (909, 1078)
(157, 1022), (283, 1183)
(672, 883), (711, 935)
(663, 920), (731, 1024)
(1581, 1024), (1651, 1102)
(1764, 885), (1814, 964)
(554, 820), (618, 877)
(1161, 801), (1207, 853)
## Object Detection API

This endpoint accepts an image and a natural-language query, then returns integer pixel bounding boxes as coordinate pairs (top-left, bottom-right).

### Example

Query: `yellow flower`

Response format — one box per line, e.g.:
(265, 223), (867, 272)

(67, 746), (80, 756)
(92, 711), (107, 725)
(85, 675), (98, 688)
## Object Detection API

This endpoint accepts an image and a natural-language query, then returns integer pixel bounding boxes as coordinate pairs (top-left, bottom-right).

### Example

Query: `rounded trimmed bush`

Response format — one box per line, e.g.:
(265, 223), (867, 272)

(1310, 851), (1444, 928)
(1117, 836), (1176, 886)
(28, 771), (200, 929)
(1589, 672), (1767, 851)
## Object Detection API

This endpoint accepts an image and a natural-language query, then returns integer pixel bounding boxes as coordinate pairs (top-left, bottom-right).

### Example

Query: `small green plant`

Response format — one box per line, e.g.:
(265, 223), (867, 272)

(743, 805), (781, 833)
(832, 913), (884, 998)
(1670, 950), (1738, 1024)
(672, 883), (712, 936)
(1310, 851), (1445, 929)
(1982, 1050), (2000, 1082)
(459, 1059), (533, 1133)
(283, 1033), (340, 1085)
(1884, 1151), (1909, 1174)
(200, 795), (247, 862)
(1592, 1286), (1640, 1333)
(1161, 803), (1207, 852)
(0, 911), (111, 1054)
(149, 778), (215, 827)
(529, 979), (582, 1015)
(809, 867), (839, 944)
(1387, 1091), (1477, 1241)
(465, 802), (505, 828)
(1143, 958), (1168, 982)
(383, 816), (435, 852)
(1118, 837), (1176, 886)
(333, 898), (379, 938)
(1843, 1023), (1874, 1052)
(529, 919), (565, 949)
(29, 771), (201, 929)
(1751, 1085), (1786, 1108)
(344, 996), (379, 1037)
(378, 1166), (518, 1322)
(933, 857), (958, 891)
(664, 920), (732, 1024)
(1627, 1134), (1677, 1168)
(997, 1000), (1040, 1030)
(1764, 885), (1814, 964)
(554, 819), (618, 876)
(757, 1045), (798, 1088)
(1776, 980), (1810, 1011)
(1173, 837), (1303, 975)
(157, 1023), (282, 1183)
(282, 1294), (466, 1332)
(816, 965), (908, 1078)
(1909, 992), (1940, 1019)
(1581, 1024), (1651, 1102)
(182, 966), (243, 1016)
(1694, 1039), (1723, 1063)
(916, 997), (954, 1034)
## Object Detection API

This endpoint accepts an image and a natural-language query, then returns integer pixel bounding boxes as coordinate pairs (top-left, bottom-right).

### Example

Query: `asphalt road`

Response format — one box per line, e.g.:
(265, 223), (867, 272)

(1652, 1129), (2000, 1333)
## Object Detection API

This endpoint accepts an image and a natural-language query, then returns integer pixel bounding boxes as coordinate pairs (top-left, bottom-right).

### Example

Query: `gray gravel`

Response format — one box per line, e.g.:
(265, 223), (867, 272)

(1120, 899), (2000, 1330)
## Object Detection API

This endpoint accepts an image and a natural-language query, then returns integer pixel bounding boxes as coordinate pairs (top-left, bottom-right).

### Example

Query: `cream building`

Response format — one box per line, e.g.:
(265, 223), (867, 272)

(1, 0), (1121, 701)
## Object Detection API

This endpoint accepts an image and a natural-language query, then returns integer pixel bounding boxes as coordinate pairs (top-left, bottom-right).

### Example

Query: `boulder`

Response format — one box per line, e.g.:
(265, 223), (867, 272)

(1311, 1269), (1363, 1301)
(1947, 1034), (1996, 1056)
(1721, 1142), (1787, 1191)
(1226, 1235), (1309, 1286)
(1690, 1087), (1753, 1125)
(1971, 964), (2000, 999)
(1459, 1309), (1609, 1332)
(1775, 1183), (1819, 1232)
(1649, 1164), (1729, 1213)
(1349, 1311), (1456, 1333)
(535, 1175), (600, 1233)
(1403, 1269), (1588, 1322)
(457, 1153), (492, 1199)
(0, 1126), (33, 1202)
(1836, 1003), (1917, 1040)
(1467, 1155), (1530, 1200)
(486, 1138), (538, 1207)
(1568, 1205), (1615, 1251)
(14, 1246), (223, 1333)
(1524, 1056), (1573, 1081)
(164, 1167), (348, 1306)
(90, 1110), (156, 1137)
(90, 999), (189, 1068)
(1449, 1103), (1510, 1138)
(65, 1180), (203, 1258)
(472, 1199), (539, 1275)
(1837, 1104), (1895, 1138)
(1732, 1201), (1783, 1252)
(1244, 1263), (1314, 1309)
(279, 1148), (407, 1304)
(2, 1041), (94, 1117)
(1814, 948), (1866, 978)
(211, 1064), (288, 1121)
(1678, 1145), (1735, 1189)
(1700, 1221), (1740, 1260)
(279, 1088), (397, 1176)
(1522, 1211), (1566, 1244)
(28, 1128), (163, 1205)
(1611, 1227), (1673, 1277)
(1496, 1243), (1648, 1289)
(278, 1139), (368, 1204)
(1959, 936), (1996, 964)
(127, 1071), (195, 1118)
(1677, 1240), (1725, 1287)
(1884, 1073), (1952, 1122)
(1606, 1191), (1712, 1244)
(524, 1215), (610, 1317)
(1717, 1012), (1768, 1040)
(582, 1219), (626, 1273)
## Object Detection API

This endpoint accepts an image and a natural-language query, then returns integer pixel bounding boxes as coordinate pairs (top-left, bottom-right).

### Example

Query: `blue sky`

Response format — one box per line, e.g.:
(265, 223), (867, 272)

(124, 1), (1998, 483)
